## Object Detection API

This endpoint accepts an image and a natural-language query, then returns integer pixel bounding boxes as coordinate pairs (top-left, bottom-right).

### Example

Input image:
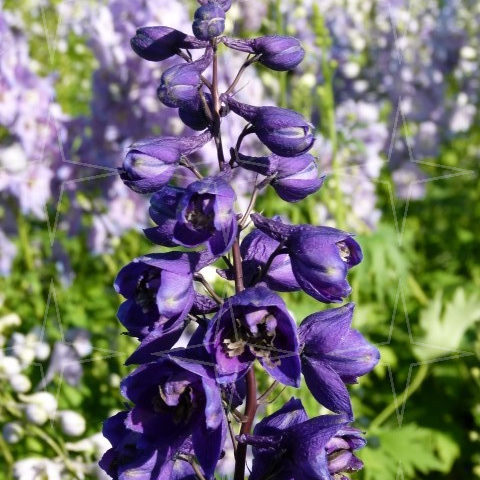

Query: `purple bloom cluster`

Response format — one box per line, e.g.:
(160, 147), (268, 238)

(101, 1), (379, 479)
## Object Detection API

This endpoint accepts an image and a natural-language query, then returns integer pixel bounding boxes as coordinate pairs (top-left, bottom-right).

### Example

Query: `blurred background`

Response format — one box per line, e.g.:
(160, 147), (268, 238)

(0, 0), (479, 478)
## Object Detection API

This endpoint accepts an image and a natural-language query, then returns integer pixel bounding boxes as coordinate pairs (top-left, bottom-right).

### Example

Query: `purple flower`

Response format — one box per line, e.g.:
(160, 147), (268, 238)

(100, 411), (166, 480)
(145, 174), (237, 255)
(144, 186), (184, 247)
(197, 0), (232, 11)
(239, 397), (365, 480)
(114, 251), (210, 353)
(131, 26), (207, 62)
(121, 358), (226, 478)
(219, 227), (300, 292)
(120, 131), (211, 194)
(204, 286), (301, 386)
(251, 214), (362, 303)
(223, 35), (305, 71)
(173, 174), (237, 255)
(100, 357), (226, 479)
(225, 96), (315, 157)
(192, 3), (226, 41)
(237, 152), (324, 202)
(157, 48), (213, 109)
(179, 92), (213, 131)
(298, 303), (379, 418)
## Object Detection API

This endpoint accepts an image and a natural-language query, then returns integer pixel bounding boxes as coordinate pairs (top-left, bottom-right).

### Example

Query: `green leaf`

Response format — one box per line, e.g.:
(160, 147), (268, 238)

(414, 288), (480, 360)
(360, 424), (460, 480)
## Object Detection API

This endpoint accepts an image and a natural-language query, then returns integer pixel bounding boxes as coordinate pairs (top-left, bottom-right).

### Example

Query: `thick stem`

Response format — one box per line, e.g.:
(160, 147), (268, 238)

(234, 368), (257, 480)
(231, 240), (245, 292)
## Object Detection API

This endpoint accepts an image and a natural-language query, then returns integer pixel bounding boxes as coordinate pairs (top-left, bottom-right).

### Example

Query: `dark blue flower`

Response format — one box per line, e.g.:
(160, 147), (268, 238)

(298, 303), (379, 418)
(237, 152), (325, 202)
(157, 48), (213, 109)
(239, 398), (365, 480)
(115, 250), (215, 357)
(121, 358), (226, 479)
(173, 174), (237, 255)
(131, 26), (207, 62)
(251, 214), (362, 303)
(193, 3), (226, 41)
(218, 227), (300, 292)
(120, 131), (211, 194)
(204, 286), (301, 386)
(223, 35), (305, 71)
(225, 96), (315, 157)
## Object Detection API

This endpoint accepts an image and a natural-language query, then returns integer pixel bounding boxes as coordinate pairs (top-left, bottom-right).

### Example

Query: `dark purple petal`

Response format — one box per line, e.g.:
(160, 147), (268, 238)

(302, 357), (353, 417)
(325, 329), (380, 382)
(298, 304), (355, 355)
(131, 26), (207, 62)
(158, 48), (213, 108)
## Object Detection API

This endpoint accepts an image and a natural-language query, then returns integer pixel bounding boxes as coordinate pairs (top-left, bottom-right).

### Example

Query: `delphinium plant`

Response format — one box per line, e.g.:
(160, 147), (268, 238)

(100, 1), (379, 479)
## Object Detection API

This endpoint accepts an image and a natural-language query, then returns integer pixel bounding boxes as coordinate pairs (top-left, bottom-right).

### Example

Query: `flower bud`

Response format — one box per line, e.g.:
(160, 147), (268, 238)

(157, 48), (213, 109)
(237, 152), (324, 202)
(120, 131), (212, 193)
(10, 373), (31, 393)
(197, 0), (232, 11)
(192, 3), (226, 41)
(226, 96), (315, 157)
(3, 422), (24, 444)
(57, 410), (86, 437)
(179, 93), (213, 131)
(131, 26), (207, 62)
(223, 35), (305, 71)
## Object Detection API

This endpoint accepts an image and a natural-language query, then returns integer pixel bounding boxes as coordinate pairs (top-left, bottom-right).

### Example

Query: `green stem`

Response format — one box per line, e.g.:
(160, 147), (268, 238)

(370, 363), (429, 430)
(16, 208), (34, 270)
(28, 424), (80, 478)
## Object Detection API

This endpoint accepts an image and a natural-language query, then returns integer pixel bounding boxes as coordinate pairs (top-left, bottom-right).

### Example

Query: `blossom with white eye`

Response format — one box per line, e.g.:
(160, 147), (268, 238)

(57, 410), (86, 437)
(2, 422), (24, 444)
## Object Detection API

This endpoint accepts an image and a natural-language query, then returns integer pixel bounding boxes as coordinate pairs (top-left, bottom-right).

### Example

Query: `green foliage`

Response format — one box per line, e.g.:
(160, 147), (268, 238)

(359, 425), (460, 480)
(414, 289), (480, 361)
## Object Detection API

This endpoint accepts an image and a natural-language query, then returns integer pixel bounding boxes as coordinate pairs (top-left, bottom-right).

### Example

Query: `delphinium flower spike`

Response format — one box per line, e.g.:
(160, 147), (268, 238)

(101, 1), (379, 479)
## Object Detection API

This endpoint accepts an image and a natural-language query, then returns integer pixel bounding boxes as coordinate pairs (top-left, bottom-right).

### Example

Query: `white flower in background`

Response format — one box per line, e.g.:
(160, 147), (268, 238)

(9, 373), (31, 393)
(66, 432), (110, 456)
(13, 458), (63, 480)
(0, 313), (21, 333)
(0, 355), (22, 377)
(2, 422), (24, 444)
(20, 392), (58, 425)
(65, 328), (92, 358)
(57, 410), (86, 437)
(9, 328), (50, 366)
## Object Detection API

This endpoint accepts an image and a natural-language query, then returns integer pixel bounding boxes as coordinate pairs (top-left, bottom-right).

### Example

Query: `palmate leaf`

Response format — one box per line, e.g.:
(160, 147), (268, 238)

(360, 424), (459, 480)
(414, 288), (480, 361)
